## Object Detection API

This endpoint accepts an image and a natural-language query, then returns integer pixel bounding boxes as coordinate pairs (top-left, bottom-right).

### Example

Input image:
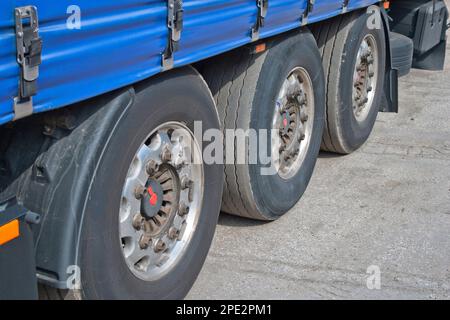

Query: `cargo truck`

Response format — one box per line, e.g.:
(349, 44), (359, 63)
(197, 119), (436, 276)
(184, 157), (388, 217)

(0, 0), (448, 299)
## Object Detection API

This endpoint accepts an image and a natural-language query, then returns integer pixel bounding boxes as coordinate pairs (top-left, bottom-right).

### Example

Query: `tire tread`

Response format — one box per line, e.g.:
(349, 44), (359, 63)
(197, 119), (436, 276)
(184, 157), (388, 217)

(313, 12), (364, 154)
(203, 49), (258, 218)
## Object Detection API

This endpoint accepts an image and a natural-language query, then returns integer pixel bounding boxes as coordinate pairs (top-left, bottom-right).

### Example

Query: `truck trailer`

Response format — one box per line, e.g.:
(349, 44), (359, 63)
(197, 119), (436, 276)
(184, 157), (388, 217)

(0, 0), (448, 299)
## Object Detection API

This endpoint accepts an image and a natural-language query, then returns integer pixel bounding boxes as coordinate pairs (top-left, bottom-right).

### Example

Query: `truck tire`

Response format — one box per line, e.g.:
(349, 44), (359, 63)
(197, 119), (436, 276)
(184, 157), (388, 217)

(202, 31), (325, 221)
(390, 32), (414, 77)
(312, 10), (386, 154)
(41, 67), (223, 299)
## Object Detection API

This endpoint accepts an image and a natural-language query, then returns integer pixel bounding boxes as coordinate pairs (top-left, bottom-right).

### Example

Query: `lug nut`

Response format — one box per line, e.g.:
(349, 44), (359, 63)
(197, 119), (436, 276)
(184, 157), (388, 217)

(134, 185), (146, 200)
(161, 146), (172, 163)
(178, 202), (190, 217)
(174, 157), (186, 170)
(300, 110), (309, 122)
(146, 160), (159, 176)
(133, 214), (145, 230)
(298, 132), (306, 142)
(181, 176), (193, 190)
(296, 93), (306, 105)
(168, 227), (180, 240)
(177, 222), (188, 241)
(139, 234), (151, 250)
(154, 239), (167, 253)
(43, 125), (53, 135)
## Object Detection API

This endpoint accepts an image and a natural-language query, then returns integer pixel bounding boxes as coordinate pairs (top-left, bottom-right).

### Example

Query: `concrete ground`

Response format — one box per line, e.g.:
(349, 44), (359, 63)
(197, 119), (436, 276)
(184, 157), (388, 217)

(188, 31), (450, 299)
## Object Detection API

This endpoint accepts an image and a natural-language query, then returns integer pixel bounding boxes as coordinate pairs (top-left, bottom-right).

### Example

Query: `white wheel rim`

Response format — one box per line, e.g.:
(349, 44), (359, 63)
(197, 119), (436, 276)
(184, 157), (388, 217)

(352, 34), (379, 122)
(119, 122), (204, 281)
(272, 67), (315, 180)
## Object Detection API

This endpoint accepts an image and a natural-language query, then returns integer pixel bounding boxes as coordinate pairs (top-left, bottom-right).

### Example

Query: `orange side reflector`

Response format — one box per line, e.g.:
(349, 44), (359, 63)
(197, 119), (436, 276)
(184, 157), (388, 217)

(383, 1), (390, 9)
(254, 43), (266, 54)
(0, 219), (20, 246)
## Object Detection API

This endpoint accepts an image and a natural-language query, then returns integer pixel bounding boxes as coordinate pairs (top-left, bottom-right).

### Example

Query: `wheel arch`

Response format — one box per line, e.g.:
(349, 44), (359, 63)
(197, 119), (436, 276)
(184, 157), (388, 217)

(4, 66), (212, 289)
(23, 87), (136, 289)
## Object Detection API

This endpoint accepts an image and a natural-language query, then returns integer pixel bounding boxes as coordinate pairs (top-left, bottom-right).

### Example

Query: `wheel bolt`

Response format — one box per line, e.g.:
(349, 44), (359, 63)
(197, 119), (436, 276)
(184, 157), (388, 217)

(154, 239), (167, 253)
(161, 146), (172, 163)
(134, 185), (146, 200)
(290, 149), (298, 157)
(168, 227), (180, 240)
(299, 132), (306, 142)
(133, 214), (145, 230)
(296, 93), (306, 105)
(146, 160), (159, 176)
(139, 234), (151, 250)
(178, 202), (190, 216)
(181, 176), (193, 190)
(300, 110), (309, 122)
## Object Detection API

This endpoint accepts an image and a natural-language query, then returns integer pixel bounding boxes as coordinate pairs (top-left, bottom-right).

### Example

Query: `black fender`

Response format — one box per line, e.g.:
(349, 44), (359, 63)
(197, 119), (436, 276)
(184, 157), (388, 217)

(379, 5), (399, 113)
(17, 87), (135, 289)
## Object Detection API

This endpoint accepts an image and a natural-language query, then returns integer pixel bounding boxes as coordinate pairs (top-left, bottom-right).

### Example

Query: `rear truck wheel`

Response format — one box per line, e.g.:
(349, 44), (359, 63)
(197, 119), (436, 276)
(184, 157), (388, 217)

(313, 10), (387, 154)
(202, 31), (325, 221)
(81, 68), (223, 300)
(39, 67), (223, 299)
(389, 32), (414, 77)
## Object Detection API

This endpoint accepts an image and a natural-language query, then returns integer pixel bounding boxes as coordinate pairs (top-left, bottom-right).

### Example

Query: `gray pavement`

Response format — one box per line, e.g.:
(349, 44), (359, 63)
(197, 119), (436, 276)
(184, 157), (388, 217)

(188, 26), (450, 300)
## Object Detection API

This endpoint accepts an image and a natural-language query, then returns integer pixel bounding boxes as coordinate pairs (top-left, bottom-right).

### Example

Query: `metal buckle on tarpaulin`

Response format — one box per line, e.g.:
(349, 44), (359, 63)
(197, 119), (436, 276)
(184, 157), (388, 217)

(342, 0), (350, 13)
(14, 6), (43, 121)
(251, 0), (269, 42)
(302, 0), (315, 26)
(162, 0), (184, 70)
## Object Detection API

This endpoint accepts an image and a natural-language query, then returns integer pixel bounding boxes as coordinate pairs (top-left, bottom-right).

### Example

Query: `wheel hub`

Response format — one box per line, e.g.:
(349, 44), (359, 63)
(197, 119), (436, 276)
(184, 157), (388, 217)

(352, 34), (379, 122)
(272, 67), (314, 180)
(280, 109), (292, 136)
(140, 179), (164, 219)
(119, 122), (204, 281)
